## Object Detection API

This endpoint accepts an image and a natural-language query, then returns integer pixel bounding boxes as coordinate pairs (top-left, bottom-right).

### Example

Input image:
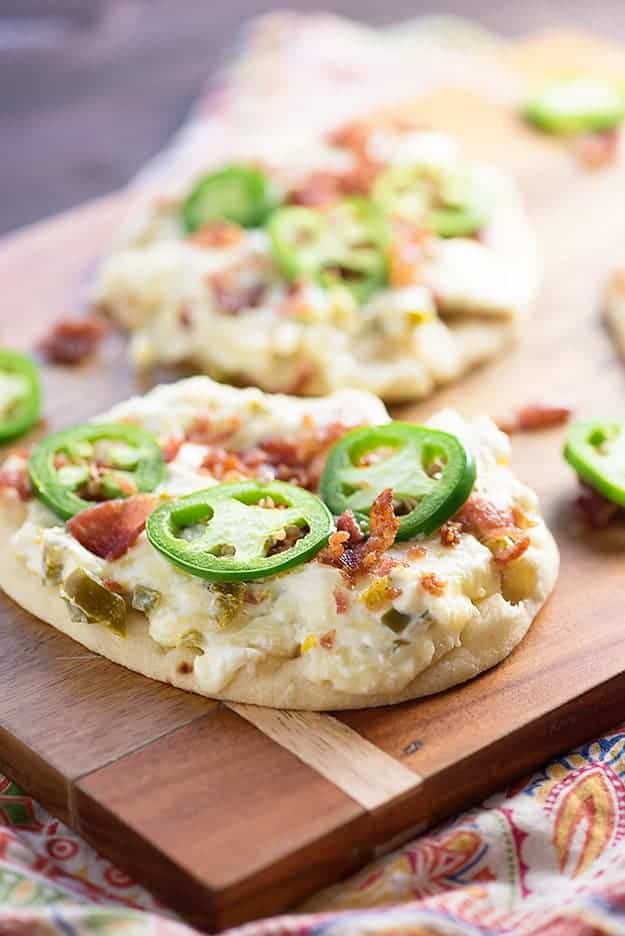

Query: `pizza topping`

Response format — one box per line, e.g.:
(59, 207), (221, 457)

(524, 78), (625, 136)
(288, 171), (346, 208)
(388, 220), (429, 288)
(333, 586), (349, 614)
(268, 198), (389, 302)
(320, 629), (336, 649)
(161, 436), (184, 463)
(146, 479), (333, 582)
(182, 165), (279, 232)
(0, 349), (41, 443)
(359, 574), (401, 610)
(455, 493), (530, 565)
(564, 419), (625, 508)
(576, 480), (622, 530)
(28, 422), (164, 520)
(61, 567), (127, 636)
(497, 403), (572, 434)
(67, 494), (157, 560)
(209, 273), (267, 315)
(318, 487), (399, 580)
(39, 316), (108, 366)
(131, 584), (161, 613)
(188, 220), (244, 248)
(574, 128), (620, 169)
(0, 459), (33, 500)
(421, 572), (446, 596)
(440, 520), (462, 548)
(320, 422), (475, 541)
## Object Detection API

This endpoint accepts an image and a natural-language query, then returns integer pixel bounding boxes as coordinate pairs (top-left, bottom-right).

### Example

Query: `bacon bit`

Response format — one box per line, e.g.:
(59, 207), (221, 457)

(440, 521), (462, 548)
(161, 436), (184, 464)
(0, 462), (33, 501)
(420, 572), (446, 596)
(407, 544), (426, 560)
(279, 282), (312, 318)
(288, 171), (345, 208)
(255, 419), (348, 490)
(511, 505), (536, 530)
(576, 481), (621, 530)
(574, 128), (620, 169)
(455, 493), (530, 565)
(209, 273), (267, 315)
(186, 415), (240, 446)
(188, 220), (244, 248)
(67, 494), (157, 560)
(497, 403), (572, 434)
(333, 587), (349, 615)
(319, 488), (399, 580)
(178, 305), (193, 329)
(336, 510), (364, 544)
(389, 221), (429, 288)
(320, 629), (336, 649)
(177, 661), (193, 675)
(287, 360), (316, 396)
(327, 119), (371, 153)
(39, 315), (108, 366)
(200, 447), (250, 481)
(103, 579), (126, 597)
(242, 587), (268, 605)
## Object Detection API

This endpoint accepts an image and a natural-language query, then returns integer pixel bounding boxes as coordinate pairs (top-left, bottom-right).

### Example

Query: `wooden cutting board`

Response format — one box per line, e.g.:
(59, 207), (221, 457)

(3, 28), (625, 934)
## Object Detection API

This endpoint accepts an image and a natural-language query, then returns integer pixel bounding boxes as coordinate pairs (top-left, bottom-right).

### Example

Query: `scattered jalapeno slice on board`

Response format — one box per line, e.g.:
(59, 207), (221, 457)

(29, 422), (164, 520)
(0, 348), (41, 443)
(373, 164), (489, 238)
(147, 479), (333, 582)
(564, 419), (625, 506)
(182, 165), (279, 232)
(524, 78), (625, 135)
(268, 197), (388, 302)
(320, 422), (476, 540)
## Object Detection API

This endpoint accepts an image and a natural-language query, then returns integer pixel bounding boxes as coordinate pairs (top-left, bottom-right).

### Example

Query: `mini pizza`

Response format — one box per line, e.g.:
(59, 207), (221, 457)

(92, 117), (538, 402)
(0, 378), (558, 710)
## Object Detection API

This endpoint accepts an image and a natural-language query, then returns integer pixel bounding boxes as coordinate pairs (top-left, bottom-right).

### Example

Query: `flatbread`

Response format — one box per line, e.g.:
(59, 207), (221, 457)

(0, 379), (558, 711)
(0, 499), (558, 710)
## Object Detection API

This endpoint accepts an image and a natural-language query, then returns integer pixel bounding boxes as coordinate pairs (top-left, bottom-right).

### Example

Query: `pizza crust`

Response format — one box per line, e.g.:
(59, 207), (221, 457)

(0, 497), (558, 710)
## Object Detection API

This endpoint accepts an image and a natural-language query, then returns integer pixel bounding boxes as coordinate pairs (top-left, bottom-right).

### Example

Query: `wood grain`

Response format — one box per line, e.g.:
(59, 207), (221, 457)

(229, 705), (421, 810)
(3, 27), (625, 933)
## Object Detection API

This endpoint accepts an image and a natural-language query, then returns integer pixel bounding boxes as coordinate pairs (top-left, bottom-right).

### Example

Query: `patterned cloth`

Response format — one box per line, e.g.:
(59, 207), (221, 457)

(3, 12), (623, 936)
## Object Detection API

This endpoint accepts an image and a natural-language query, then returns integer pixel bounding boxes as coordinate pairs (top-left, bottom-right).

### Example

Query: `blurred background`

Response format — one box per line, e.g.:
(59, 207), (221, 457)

(2, 0), (623, 235)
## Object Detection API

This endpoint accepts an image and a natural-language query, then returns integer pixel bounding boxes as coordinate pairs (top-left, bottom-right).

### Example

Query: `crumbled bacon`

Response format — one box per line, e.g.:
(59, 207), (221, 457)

(185, 416), (240, 445)
(278, 282), (311, 317)
(333, 587), (349, 615)
(407, 544), (426, 560)
(0, 462), (33, 501)
(440, 521), (462, 548)
(497, 403), (572, 434)
(319, 488), (399, 580)
(287, 360), (316, 396)
(455, 493), (530, 565)
(254, 419), (349, 490)
(39, 315), (108, 365)
(178, 305), (193, 329)
(576, 481), (621, 530)
(67, 494), (157, 560)
(188, 220), (244, 248)
(389, 221), (429, 288)
(209, 273), (267, 315)
(288, 171), (346, 208)
(421, 572), (446, 596)
(320, 629), (336, 649)
(574, 128), (620, 169)
(336, 509), (364, 544)
(161, 436), (184, 463)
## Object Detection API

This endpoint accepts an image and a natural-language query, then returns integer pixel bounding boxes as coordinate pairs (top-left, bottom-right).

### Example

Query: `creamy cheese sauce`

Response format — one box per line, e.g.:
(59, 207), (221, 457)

(92, 128), (533, 400)
(11, 378), (548, 698)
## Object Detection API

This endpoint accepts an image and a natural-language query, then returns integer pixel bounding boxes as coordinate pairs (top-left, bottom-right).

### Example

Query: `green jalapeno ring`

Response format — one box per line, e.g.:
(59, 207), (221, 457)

(182, 165), (279, 233)
(29, 422), (164, 520)
(268, 206), (327, 281)
(524, 79), (625, 136)
(373, 164), (490, 239)
(564, 419), (625, 507)
(147, 479), (334, 583)
(320, 422), (476, 541)
(0, 348), (42, 444)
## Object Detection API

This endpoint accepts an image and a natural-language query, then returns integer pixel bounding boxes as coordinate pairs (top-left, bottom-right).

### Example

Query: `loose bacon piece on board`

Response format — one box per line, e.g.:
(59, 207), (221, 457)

(455, 493), (530, 565)
(497, 404), (572, 434)
(576, 481), (621, 530)
(67, 494), (157, 561)
(188, 220), (244, 248)
(39, 315), (109, 365)
(0, 461), (33, 500)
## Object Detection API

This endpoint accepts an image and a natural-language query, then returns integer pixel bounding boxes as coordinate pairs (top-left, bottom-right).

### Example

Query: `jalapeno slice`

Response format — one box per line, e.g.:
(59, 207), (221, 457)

(0, 348), (41, 443)
(147, 479), (333, 582)
(564, 419), (625, 506)
(320, 422), (476, 540)
(268, 197), (388, 302)
(29, 423), (164, 520)
(524, 78), (625, 135)
(182, 165), (279, 233)
(373, 164), (490, 238)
